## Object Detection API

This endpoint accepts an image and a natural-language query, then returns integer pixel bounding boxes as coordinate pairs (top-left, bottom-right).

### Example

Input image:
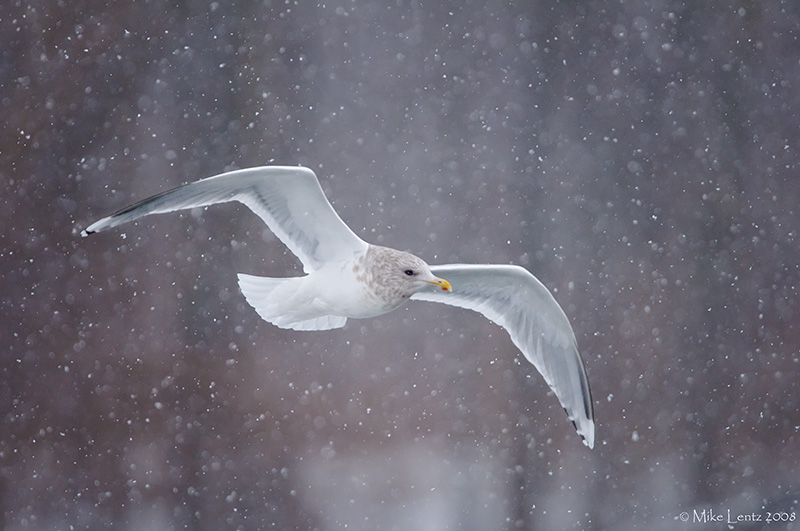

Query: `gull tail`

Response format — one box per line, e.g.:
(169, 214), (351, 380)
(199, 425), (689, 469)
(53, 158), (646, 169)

(237, 273), (347, 331)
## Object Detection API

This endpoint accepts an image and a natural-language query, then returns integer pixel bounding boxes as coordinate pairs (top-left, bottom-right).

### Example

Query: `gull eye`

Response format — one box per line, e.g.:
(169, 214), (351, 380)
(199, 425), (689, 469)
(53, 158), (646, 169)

(403, 269), (415, 276)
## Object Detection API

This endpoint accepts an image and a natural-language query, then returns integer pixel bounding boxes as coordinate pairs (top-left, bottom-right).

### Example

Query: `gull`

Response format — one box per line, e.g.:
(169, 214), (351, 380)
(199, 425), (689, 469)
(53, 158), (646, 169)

(83, 166), (595, 448)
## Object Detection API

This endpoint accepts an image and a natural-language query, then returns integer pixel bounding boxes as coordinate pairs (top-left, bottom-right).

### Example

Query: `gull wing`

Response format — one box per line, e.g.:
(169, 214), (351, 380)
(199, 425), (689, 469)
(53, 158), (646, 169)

(82, 166), (368, 273)
(411, 264), (595, 448)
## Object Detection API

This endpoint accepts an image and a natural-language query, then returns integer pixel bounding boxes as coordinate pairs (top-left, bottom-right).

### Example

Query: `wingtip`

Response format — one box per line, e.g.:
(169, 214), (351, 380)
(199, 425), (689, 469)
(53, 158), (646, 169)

(567, 408), (595, 449)
(582, 428), (595, 449)
(580, 417), (596, 449)
(82, 218), (109, 236)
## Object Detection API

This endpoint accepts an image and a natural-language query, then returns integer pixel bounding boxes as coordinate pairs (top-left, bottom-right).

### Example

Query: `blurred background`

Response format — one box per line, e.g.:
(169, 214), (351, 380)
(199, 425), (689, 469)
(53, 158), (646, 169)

(2, 0), (799, 529)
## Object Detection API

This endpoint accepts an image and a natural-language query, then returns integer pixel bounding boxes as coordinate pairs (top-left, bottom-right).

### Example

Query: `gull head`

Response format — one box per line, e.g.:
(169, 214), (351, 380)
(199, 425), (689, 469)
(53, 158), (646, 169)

(362, 245), (451, 307)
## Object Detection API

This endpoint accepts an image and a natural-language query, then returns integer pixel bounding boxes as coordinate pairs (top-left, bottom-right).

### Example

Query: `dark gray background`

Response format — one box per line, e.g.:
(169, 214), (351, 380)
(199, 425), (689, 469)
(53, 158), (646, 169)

(2, 1), (799, 529)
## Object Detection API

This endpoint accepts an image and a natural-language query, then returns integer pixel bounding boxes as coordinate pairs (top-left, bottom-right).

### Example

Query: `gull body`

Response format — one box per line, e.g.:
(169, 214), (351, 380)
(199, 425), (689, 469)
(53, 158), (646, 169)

(83, 166), (595, 448)
(238, 245), (450, 330)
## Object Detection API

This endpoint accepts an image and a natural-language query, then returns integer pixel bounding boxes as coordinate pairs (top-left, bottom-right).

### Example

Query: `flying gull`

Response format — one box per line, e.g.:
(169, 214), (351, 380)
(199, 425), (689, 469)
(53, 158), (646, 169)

(83, 166), (595, 448)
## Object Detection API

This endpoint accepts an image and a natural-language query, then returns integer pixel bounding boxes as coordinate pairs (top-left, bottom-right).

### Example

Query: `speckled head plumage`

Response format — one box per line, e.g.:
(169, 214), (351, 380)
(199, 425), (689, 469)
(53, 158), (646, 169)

(362, 245), (451, 305)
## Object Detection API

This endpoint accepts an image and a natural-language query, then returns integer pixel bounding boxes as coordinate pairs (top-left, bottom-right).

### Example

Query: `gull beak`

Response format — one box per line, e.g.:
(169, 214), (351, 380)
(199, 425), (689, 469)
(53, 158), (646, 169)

(427, 277), (452, 292)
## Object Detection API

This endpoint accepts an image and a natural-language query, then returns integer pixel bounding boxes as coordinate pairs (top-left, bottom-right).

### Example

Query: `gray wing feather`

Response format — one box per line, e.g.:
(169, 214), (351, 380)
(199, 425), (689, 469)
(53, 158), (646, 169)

(411, 264), (595, 448)
(82, 166), (368, 273)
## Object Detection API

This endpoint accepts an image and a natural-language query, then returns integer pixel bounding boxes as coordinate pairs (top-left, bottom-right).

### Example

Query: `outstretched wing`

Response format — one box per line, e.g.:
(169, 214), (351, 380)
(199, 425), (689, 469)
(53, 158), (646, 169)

(82, 166), (368, 273)
(411, 264), (595, 448)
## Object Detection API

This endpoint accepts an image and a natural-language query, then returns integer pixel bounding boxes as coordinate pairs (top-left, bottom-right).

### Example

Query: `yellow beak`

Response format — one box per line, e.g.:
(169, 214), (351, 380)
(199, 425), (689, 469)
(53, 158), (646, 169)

(427, 277), (452, 292)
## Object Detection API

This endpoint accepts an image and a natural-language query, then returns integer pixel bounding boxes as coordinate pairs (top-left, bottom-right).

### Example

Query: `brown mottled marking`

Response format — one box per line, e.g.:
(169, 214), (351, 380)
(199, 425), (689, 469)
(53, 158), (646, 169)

(362, 245), (431, 307)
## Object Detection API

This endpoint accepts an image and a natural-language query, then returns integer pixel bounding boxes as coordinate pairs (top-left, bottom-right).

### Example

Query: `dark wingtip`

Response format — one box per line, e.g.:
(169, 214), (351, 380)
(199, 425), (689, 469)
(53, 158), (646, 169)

(564, 407), (595, 449)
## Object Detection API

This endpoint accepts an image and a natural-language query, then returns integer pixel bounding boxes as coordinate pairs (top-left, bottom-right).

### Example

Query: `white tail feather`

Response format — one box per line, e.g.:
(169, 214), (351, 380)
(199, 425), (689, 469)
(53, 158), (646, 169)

(237, 273), (347, 331)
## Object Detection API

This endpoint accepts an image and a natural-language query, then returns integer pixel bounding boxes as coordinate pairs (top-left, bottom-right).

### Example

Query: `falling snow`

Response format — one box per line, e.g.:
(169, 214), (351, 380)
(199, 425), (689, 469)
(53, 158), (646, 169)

(2, 1), (800, 530)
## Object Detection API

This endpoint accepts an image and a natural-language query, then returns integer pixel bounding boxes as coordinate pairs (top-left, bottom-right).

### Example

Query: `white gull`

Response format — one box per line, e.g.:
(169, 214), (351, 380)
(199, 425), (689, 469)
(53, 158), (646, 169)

(83, 166), (595, 448)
